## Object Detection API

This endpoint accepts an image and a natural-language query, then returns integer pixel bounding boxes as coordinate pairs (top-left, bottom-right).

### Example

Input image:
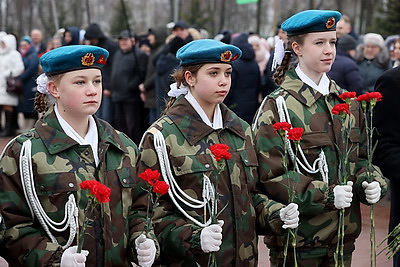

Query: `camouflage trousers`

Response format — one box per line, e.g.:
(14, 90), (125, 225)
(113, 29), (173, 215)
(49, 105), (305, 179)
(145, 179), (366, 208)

(268, 246), (352, 267)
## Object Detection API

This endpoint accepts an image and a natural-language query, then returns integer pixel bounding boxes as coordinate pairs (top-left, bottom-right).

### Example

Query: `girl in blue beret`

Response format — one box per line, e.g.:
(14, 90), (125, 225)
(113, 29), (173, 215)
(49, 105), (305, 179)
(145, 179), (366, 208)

(0, 45), (157, 267)
(133, 38), (299, 266)
(253, 10), (387, 266)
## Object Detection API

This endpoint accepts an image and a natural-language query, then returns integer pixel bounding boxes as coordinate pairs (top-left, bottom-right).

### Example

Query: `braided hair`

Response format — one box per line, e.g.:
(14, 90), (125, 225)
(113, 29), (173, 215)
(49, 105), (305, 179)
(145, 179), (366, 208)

(164, 64), (203, 114)
(34, 73), (62, 114)
(273, 34), (305, 85)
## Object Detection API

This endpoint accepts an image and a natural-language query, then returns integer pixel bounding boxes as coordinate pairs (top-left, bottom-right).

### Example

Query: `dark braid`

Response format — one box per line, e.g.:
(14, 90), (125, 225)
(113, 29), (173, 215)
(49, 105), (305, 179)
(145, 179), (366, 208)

(273, 52), (292, 85)
(163, 98), (177, 115)
(273, 34), (305, 86)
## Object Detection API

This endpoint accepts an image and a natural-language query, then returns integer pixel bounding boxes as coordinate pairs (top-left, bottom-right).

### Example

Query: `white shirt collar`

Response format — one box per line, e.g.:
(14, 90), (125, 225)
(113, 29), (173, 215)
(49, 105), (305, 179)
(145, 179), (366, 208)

(54, 104), (99, 166)
(295, 66), (330, 95)
(185, 91), (223, 129)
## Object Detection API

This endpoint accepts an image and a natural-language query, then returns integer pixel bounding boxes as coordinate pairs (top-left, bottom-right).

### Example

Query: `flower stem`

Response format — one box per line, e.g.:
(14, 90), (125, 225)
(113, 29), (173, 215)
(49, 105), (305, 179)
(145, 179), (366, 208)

(370, 204), (376, 267)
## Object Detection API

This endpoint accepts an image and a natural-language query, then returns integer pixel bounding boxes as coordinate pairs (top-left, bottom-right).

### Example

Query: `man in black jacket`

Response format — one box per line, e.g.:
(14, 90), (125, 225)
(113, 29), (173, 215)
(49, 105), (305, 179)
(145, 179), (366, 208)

(85, 23), (118, 125)
(111, 30), (148, 144)
(373, 65), (400, 267)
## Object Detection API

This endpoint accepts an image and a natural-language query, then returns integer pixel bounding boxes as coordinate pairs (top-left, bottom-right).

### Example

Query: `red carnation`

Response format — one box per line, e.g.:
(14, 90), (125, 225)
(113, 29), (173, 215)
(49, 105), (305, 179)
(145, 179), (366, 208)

(355, 94), (369, 102)
(210, 144), (232, 162)
(80, 180), (111, 203)
(366, 92), (382, 102)
(78, 180), (111, 253)
(332, 103), (350, 116)
(287, 127), (304, 141)
(139, 168), (161, 185)
(273, 122), (292, 133)
(339, 92), (356, 101)
(152, 180), (169, 195)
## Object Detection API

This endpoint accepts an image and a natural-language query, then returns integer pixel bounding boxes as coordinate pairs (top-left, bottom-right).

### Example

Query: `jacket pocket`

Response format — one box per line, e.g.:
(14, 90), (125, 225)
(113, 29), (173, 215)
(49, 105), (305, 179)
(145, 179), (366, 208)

(300, 131), (332, 149)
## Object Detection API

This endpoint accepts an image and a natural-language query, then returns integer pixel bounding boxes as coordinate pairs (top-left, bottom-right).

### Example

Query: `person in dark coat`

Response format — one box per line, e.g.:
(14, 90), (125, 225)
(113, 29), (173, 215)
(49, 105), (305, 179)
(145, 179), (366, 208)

(372, 65), (400, 267)
(110, 30), (148, 144)
(138, 27), (168, 124)
(328, 34), (363, 95)
(17, 36), (39, 131)
(84, 23), (119, 125)
(224, 32), (261, 124)
(62, 26), (81, 46)
(154, 36), (185, 118)
(355, 33), (392, 93)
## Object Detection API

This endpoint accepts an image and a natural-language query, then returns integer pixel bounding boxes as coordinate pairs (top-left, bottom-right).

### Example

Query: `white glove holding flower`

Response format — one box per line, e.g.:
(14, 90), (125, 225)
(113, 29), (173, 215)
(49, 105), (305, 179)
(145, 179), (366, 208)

(135, 234), (156, 267)
(279, 203), (299, 229)
(200, 220), (223, 253)
(60, 246), (89, 267)
(333, 181), (353, 209)
(362, 181), (381, 204)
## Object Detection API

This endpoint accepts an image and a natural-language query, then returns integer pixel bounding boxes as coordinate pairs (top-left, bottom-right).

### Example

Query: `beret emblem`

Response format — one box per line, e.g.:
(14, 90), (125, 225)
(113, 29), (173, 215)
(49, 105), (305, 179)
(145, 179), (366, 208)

(96, 55), (106, 65)
(326, 17), (335, 29)
(232, 53), (239, 61)
(220, 51), (232, 62)
(81, 53), (95, 67)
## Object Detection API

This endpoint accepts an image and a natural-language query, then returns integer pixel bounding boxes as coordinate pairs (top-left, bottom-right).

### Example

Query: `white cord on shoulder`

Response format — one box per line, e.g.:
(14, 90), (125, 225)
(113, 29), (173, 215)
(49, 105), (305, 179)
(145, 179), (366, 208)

(19, 139), (78, 249)
(275, 96), (329, 184)
(152, 130), (215, 227)
(252, 96), (269, 132)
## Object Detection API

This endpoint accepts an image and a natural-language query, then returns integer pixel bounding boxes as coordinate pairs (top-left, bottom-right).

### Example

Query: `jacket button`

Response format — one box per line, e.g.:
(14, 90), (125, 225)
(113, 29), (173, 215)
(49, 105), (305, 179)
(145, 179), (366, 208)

(84, 151), (89, 156)
(123, 179), (127, 183)
(177, 167), (182, 171)
(205, 164), (210, 168)
(68, 183), (74, 188)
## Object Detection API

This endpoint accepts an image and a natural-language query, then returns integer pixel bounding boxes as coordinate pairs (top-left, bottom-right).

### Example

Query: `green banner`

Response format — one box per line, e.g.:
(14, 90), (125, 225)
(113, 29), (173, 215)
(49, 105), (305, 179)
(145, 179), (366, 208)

(236, 0), (258, 4)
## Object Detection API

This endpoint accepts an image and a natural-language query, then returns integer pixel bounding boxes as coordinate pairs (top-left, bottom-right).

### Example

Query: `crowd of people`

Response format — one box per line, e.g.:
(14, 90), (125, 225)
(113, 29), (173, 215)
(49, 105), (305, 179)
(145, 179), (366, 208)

(0, 7), (397, 267)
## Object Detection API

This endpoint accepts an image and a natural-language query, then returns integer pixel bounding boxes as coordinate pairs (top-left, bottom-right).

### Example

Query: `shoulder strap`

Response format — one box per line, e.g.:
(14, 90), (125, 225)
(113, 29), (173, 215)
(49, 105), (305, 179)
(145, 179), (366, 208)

(275, 96), (329, 184)
(150, 129), (214, 227)
(19, 139), (78, 249)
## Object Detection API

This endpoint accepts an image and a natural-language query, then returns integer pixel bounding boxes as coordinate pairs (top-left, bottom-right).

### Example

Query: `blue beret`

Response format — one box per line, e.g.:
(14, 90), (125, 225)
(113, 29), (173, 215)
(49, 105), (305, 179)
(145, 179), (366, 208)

(40, 45), (109, 75)
(281, 10), (341, 36)
(21, 35), (32, 44)
(176, 39), (242, 66)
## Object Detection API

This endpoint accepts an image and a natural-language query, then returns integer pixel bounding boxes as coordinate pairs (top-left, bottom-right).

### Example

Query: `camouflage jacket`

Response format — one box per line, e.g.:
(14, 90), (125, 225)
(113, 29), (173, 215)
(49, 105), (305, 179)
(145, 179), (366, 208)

(253, 70), (387, 255)
(0, 106), (139, 266)
(133, 96), (285, 266)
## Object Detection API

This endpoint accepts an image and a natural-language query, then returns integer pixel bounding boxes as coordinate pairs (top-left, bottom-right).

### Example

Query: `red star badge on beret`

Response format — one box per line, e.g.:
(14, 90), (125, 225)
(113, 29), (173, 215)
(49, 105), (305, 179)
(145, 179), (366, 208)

(97, 55), (106, 65)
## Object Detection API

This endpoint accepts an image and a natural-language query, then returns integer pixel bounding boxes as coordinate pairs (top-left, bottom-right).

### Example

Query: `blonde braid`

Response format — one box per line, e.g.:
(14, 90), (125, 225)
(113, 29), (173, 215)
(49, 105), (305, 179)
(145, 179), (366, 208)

(34, 91), (47, 113)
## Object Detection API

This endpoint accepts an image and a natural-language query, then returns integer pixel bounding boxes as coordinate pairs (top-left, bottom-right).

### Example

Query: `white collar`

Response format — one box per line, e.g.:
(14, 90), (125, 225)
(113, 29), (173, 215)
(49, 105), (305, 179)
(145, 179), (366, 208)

(185, 91), (223, 129)
(54, 105), (99, 166)
(295, 66), (330, 95)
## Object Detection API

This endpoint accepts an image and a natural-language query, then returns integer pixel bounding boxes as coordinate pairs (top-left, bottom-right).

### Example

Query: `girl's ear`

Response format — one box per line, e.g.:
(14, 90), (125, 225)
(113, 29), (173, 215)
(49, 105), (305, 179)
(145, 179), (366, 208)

(184, 70), (195, 87)
(292, 41), (301, 57)
(48, 81), (60, 98)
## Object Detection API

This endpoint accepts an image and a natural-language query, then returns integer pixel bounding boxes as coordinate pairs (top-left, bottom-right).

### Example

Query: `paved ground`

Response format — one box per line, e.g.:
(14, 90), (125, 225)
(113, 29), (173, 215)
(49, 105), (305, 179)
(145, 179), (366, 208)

(0, 137), (393, 266)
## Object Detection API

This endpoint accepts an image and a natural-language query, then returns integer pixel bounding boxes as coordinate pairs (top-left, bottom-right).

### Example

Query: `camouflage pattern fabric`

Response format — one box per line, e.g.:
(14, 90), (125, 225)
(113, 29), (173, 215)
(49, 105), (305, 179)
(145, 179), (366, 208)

(0, 106), (140, 267)
(133, 96), (285, 266)
(268, 246), (352, 267)
(253, 70), (387, 258)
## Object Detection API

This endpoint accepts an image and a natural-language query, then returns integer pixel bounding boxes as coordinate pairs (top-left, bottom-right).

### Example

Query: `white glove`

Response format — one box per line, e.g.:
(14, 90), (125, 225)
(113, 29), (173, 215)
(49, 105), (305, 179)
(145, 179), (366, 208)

(279, 203), (299, 229)
(333, 181), (353, 209)
(135, 234), (156, 267)
(200, 220), (223, 253)
(362, 181), (381, 204)
(60, 246), (89, 267)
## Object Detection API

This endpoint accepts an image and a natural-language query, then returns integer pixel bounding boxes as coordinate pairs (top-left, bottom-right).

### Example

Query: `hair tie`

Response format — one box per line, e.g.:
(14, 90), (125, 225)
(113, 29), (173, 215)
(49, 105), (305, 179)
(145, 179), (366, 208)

(168, 82), (189, 98)
(36, 73), (49, 94)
